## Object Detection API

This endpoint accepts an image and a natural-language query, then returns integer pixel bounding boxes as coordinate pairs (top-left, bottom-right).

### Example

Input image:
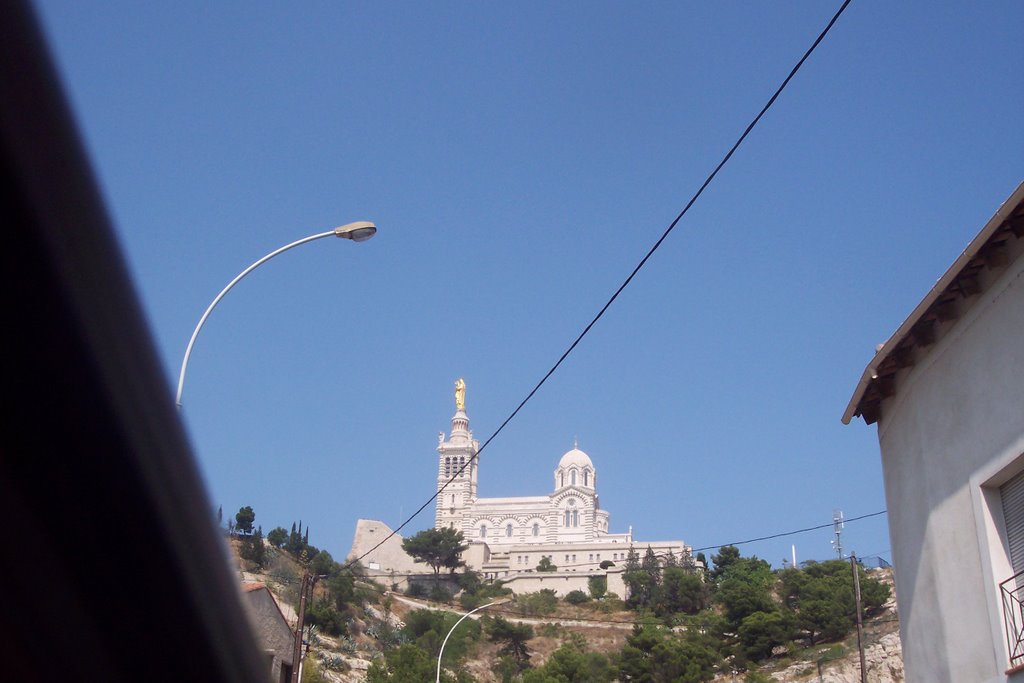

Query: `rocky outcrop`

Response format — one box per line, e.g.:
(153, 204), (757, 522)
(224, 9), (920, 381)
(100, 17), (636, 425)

(764, 631), (903, 683)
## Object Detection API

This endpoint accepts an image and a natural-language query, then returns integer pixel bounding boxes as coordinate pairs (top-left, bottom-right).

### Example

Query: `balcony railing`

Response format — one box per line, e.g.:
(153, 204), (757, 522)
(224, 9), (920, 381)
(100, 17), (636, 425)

(1000, 569), (1024, 668)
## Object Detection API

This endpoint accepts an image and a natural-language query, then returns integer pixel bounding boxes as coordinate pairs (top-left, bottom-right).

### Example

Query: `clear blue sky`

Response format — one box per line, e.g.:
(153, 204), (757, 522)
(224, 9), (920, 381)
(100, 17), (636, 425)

(34, 1), (1022, 568)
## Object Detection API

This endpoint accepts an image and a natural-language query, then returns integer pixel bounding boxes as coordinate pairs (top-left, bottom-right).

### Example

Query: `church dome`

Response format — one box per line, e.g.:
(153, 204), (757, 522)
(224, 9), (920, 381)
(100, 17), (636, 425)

(558, 447), (593, 470)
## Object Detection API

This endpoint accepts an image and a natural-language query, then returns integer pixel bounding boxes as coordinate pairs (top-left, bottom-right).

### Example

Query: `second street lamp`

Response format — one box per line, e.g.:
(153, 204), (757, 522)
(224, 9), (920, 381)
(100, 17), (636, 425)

(175, 220), (376, 408)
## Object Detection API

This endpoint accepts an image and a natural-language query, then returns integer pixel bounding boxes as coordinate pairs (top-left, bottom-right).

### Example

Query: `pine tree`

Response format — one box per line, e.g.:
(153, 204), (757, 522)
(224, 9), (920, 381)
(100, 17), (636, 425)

(624, 546), (640, 572)
(642, 546), (661, 581)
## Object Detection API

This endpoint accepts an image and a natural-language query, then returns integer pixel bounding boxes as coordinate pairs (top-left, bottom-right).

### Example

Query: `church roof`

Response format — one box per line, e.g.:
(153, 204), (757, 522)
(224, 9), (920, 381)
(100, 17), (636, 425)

(558, 447), (593, 469)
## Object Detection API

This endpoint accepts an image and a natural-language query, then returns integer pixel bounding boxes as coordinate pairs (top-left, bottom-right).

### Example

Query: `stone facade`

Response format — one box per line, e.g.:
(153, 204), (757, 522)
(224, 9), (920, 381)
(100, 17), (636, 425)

(349, 384), (698, 595)
(433, 387), (694, 581)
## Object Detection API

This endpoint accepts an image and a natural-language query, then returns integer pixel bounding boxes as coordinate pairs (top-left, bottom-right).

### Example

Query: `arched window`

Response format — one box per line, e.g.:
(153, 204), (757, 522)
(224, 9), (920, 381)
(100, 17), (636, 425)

(584, 470), (589, 487)
(444, 457), (451, 476)
(506, 524), (513, 537)
(458, 456), (465, 476)
(573, 510), (579, 527)
(480, 525), (487, 538)
(559, 472), (563, 487)
(532, 523), (540, 536)
(451, 494), (455, 505)
(564, 510), (571, 527)
(571, 470), (576, 486)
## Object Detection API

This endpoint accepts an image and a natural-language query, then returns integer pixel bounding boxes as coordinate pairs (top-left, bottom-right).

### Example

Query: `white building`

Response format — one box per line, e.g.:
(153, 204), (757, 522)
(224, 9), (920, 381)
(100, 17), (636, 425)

(349, 383), (696, 596)
(433, 387), (692, 580)
(844, 181), (1024, 683)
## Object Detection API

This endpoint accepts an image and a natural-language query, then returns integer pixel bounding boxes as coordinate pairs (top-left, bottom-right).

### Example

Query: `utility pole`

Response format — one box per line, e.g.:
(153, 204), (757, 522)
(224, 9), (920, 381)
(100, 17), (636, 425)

(291, 570), (311, 683)
(850, 552), (867, 683)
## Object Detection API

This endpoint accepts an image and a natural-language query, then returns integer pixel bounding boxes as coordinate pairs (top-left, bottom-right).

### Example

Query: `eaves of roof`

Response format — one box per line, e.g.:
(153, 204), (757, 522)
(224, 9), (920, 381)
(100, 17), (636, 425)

(843, 181), (1024, 426)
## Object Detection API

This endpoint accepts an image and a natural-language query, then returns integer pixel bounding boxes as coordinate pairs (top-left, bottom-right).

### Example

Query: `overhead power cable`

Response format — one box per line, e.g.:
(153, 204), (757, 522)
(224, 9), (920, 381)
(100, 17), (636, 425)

(691, 510), (886, 553)
(344, 0), (854, 571)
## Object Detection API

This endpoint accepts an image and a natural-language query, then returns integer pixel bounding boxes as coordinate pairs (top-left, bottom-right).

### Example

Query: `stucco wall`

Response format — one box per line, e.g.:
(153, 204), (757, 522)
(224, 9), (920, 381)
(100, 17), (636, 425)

(877, 254), (1024, 683)
(500, 568), (626, 598)
(347, 519), (435, 575)
(241, 586), (294, 682)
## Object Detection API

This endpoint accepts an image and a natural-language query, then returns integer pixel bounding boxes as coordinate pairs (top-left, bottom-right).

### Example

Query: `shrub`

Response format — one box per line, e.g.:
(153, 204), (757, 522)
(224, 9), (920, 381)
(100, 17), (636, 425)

(429, 584), (453, 603)
(515, 589), (559, 616)
(565, 590), (590, 605)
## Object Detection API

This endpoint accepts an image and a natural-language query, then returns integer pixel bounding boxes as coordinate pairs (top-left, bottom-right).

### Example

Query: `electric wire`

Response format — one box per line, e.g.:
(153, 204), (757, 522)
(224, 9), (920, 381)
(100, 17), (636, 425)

(691, 510), (887, 553)
(343, 0), (855, 572)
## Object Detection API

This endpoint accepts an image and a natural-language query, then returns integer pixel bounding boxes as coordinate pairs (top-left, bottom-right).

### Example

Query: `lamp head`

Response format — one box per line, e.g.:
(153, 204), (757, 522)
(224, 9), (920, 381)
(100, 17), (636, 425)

(334, 221), (377, 242)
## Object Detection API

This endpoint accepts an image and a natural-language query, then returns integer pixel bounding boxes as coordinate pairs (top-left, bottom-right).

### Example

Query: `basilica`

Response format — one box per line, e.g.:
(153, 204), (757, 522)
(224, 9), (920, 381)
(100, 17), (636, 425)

(439, 380), (693, 578)
(349, 380), (694, 595)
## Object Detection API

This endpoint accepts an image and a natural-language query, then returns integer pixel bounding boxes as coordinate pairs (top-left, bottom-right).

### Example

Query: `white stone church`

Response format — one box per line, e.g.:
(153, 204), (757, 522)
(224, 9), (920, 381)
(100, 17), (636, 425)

(349, 381), (695, 595)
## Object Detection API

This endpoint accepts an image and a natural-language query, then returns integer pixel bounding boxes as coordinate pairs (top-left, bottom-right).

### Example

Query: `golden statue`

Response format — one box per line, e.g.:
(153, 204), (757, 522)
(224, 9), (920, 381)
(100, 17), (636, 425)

(455, 378), (466, 411)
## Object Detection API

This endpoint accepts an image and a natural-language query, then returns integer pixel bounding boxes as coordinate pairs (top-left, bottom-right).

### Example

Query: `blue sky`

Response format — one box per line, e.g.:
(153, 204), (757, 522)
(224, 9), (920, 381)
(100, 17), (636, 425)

(34, 1), (1021, 569)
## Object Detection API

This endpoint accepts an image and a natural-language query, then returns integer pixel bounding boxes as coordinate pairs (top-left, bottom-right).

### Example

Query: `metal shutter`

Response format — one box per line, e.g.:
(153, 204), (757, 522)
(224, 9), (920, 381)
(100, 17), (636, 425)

(1001, 469), (1024, 574)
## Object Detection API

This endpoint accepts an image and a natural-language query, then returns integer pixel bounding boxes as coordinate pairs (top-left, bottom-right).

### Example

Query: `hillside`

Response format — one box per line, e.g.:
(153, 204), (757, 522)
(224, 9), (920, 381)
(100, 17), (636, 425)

(230, 539), (902, 682)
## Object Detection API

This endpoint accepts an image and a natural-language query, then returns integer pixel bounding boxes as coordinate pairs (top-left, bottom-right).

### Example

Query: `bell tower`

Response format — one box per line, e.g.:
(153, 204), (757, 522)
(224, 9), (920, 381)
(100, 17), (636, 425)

(435, 378), (480, 531)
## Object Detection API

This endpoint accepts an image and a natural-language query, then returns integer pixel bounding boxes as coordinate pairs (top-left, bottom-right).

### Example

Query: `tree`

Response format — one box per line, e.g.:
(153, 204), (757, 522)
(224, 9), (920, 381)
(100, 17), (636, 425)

(309, 549), (337, 578)
(366, 643), (463, 682)
(235, 506), (255, 535)
(617, 624), (719, 683)
(521, 638), (614, 683)
(536, 556), (557, 572)
(240, 526), (266, 568)
(710, 545), (740, 580)
(778, 560), (890, 645)
(327, 571), (356, 611)
(588, 575), (608, 600)
(487, 616), (534, 670)
(267, 526), (288, 548)
(656, 567), (708, 616)
(625, 547), (661, 609)
(401, 528), (468, 582)
(736, 610), (794, 661)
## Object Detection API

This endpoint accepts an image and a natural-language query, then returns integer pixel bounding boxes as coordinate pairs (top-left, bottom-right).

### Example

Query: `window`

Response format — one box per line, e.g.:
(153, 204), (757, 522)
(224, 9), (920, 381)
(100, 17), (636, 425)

(584, 470), (589, 486)
(444, 457), (450, 477)
(571, 470), (576, 486)
(559, 472), (563, 487)
(506, 524), (513, 537)
(480, 525), (487, 538)
(589, 554), (593, 561)
(1001, 470), (1024, 573)
(458, 456), (465, 476)
(532, 523), (539, 536)
(996, 464), (1024, 669)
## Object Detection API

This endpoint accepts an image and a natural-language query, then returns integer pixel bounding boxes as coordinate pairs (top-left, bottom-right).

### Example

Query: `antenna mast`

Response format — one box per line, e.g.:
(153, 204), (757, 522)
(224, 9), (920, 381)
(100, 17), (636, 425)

(831, 509), (845, 559)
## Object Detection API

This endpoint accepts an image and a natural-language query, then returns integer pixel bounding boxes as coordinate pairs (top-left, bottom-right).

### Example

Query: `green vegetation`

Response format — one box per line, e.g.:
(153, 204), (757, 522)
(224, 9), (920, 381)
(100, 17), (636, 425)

(536, 556), (557, 572)
(229, 505), (891, 681)
(234, 505), (255, 535)
(521, 636), (614, 682)
(401, 528), (469, 582)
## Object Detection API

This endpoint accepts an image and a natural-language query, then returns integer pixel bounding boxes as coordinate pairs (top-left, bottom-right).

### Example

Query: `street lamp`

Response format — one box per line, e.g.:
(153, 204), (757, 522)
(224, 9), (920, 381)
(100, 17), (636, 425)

(175, 221), (376, 408)
(436, 599), (511, 683)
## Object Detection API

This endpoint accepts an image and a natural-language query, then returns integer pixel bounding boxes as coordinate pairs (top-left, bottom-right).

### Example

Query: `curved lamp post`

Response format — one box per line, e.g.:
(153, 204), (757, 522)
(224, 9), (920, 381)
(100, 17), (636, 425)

(175, 221), (376, 408)
(436, 599), (510, 683)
